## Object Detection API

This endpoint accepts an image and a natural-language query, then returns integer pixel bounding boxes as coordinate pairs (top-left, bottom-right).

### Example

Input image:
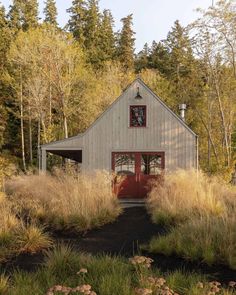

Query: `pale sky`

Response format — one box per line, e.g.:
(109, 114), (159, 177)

(1, 0), (212, 52)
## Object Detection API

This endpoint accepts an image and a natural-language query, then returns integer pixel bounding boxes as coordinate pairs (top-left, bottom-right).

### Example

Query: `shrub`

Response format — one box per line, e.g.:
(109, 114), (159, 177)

(6, 170), (121, 232)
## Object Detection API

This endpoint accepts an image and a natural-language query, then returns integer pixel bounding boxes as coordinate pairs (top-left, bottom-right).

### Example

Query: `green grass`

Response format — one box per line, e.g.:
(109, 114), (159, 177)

(1, 245), (235, 295)
(146, 169), (236, 269)
(148, 216), (236, 269)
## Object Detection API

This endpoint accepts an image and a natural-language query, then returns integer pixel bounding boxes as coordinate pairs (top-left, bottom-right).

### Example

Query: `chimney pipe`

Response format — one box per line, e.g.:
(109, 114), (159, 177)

(179, 104), (187, 121)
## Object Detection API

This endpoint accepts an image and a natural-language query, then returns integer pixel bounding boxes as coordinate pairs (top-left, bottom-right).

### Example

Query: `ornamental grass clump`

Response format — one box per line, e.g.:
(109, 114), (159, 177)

(147, 169), (236, 225)
(0, 194), (52, 262)
(147, 169), (236, 269)
(6, 169), (121, 232)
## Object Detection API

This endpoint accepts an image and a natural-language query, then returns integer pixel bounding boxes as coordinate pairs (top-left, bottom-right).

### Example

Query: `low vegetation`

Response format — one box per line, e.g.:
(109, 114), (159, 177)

(1, 245), (235, 295)
(6, 170), (121, 233)
(147, 170), (236, 269)
(0, 194), (52, 262)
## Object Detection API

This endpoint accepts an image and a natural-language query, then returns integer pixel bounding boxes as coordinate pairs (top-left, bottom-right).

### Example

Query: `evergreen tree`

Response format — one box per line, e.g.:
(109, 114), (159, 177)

(149, 41), (171, 76)
(22, 0), (39, 30)
(117, 14), (135, 70)
(84, 0), (100, 58)
(164, 20), (194, 81)
(135, 43), (150, 72)
(7, 0), (23, 31)
(44, 0), (58, 26)
(98, 9), (115, 62)
(67, 0), (88, 44)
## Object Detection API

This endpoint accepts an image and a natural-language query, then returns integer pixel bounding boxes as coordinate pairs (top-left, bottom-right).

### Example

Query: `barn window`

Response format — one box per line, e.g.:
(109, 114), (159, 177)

(114, 154), (135, 175)
(130, 106), (146, 127)
(141, 154), (162, 175)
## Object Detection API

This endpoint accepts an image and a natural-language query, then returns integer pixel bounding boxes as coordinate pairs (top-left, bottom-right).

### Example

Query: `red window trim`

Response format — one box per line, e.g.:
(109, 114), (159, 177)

(129, 105), (147, 128)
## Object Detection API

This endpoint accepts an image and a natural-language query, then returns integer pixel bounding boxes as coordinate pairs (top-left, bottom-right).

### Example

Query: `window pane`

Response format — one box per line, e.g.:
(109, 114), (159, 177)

(141, 154), (162, 175)
(115, 154), (135, 175)
(130, 106), (146, 127)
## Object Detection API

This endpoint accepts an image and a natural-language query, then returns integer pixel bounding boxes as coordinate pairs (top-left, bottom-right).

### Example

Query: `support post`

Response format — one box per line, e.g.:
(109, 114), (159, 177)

(41, 149), (47, 173)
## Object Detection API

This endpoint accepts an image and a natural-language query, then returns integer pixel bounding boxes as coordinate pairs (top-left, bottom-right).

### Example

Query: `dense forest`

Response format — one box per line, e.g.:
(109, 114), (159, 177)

(0, 0), (235, 177)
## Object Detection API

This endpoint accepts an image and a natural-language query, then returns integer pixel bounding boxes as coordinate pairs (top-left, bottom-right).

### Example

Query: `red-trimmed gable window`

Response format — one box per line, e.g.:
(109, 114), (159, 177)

(130, 105), (146, 127)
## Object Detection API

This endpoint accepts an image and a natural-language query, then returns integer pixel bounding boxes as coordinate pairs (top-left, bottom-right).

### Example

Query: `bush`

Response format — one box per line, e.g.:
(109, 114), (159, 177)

(6, 170), (121, 232)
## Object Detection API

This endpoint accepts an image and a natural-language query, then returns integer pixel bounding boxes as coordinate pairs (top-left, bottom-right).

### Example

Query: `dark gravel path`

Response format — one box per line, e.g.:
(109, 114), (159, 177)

(2, 206), (236, 283)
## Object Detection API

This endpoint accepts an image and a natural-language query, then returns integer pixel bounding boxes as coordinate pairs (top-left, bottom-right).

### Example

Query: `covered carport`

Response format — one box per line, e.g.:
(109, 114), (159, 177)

(40, 135), (84, 172)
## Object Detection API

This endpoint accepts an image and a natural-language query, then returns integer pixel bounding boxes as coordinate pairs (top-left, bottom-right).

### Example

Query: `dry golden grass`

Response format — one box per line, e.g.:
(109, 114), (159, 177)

(0, 195), (52, 262)
(147, 169), (236, 225)
(6, 169), (121, 232)
(147, 169), (236, 269)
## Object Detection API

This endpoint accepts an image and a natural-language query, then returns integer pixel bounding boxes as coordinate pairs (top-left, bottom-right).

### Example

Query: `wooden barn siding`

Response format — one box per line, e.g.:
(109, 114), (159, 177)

(82, 81), (196, 171)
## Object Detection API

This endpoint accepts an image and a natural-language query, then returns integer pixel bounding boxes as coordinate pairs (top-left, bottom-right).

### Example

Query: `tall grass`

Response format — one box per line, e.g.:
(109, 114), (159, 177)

(0, 195), (52, 262)
(147, 169), (236, 225)
(147, 169), (236, 269)
(6, 170), (121, 232)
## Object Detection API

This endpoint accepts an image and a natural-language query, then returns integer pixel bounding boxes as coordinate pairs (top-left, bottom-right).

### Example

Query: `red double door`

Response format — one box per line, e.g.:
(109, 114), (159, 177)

(112, 152), (165, 199)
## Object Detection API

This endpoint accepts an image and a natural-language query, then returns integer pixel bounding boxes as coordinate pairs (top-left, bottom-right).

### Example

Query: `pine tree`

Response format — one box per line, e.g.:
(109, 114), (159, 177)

(117, 14), (135, 70)
(84, 0), (100, 52)
(7, 0), (23, 31)
(44, 0), (58, 26)
(98, 9), (115, 62)
(22, 0), (39, 30)
(135, 43), (150, 72)
(67, 0), (88, 44)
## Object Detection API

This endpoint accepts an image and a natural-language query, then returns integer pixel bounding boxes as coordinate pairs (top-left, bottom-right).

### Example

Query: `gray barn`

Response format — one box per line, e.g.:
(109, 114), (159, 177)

(40, 78), (198, 198)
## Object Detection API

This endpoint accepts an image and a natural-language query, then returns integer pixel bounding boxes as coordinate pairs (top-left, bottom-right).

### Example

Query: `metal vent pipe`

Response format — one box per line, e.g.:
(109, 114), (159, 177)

(179, 104), (187, 121)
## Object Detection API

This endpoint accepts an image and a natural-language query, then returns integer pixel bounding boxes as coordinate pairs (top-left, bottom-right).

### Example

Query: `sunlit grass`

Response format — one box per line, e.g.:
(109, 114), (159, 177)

(146, 169), (236, 269)
(6, 169), (121, 233)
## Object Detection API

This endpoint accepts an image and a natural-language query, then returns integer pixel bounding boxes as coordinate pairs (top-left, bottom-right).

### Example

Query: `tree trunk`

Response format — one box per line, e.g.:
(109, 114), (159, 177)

(20, 67), (26, 171)
(28, 105), (33, 165)
(37, 119), (41, 168)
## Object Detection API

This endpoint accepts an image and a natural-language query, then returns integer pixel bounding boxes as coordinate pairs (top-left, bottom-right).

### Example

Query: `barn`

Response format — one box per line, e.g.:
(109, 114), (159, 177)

(40, 78), (198, 198)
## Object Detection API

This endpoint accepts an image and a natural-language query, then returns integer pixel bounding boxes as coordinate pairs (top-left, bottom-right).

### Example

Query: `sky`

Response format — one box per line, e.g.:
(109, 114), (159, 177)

(1, 0), (213, 52)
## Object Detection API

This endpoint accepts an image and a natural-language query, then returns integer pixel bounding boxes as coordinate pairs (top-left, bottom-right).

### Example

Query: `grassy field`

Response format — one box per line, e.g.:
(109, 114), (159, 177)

(0, 244), (235, 295)
(0, 169), (121, 263)
(6, 170), (121, 233)
(146, 170), (236, 269)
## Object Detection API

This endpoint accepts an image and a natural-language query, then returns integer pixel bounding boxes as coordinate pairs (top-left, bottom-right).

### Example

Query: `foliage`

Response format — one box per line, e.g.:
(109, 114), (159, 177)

(147, 169), (236, 269)
(2, 248), (235, 294)
(0, 0), (235, 175)
(6, 169), (121, 232)
(0, 194), (52, 262)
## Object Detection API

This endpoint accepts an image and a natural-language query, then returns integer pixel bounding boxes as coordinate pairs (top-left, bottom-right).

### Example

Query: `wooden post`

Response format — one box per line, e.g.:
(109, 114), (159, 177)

(41, 149), (47, 173)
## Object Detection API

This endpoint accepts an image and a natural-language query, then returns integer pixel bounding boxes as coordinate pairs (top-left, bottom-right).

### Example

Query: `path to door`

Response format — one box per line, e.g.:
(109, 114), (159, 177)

(62, 205), (236, 283)
(4, 205), (236, 283)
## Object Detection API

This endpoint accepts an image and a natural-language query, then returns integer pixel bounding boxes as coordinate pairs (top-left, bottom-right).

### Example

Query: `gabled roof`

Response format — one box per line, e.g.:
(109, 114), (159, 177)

(41, 77), (197, 148)
(82, 78), (197, 137)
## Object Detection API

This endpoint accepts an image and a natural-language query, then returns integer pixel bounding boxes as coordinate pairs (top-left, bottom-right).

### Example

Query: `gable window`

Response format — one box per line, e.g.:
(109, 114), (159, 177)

(130, 105), (146, 127)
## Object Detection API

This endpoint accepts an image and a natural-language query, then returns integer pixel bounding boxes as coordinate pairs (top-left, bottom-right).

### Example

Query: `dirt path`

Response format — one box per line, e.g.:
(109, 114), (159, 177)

(3, 206), (236, 283)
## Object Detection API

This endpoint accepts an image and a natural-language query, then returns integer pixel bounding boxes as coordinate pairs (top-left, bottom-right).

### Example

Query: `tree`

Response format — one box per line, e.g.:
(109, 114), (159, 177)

(22, 0), (39, 30)
(44, 0), (58, 26)
(190, 0), (236, 171)
(135, 43), (150, 72)
(67, 0), (88, 44)
(7, 0), (23, 31)
(83, 0), (101, 64)
(117, 14), (135, 70)
(98, 9), (115, 63)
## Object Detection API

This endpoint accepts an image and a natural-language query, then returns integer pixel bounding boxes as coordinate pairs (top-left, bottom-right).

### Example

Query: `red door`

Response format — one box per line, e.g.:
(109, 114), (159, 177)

(112, 152), (165, 198)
